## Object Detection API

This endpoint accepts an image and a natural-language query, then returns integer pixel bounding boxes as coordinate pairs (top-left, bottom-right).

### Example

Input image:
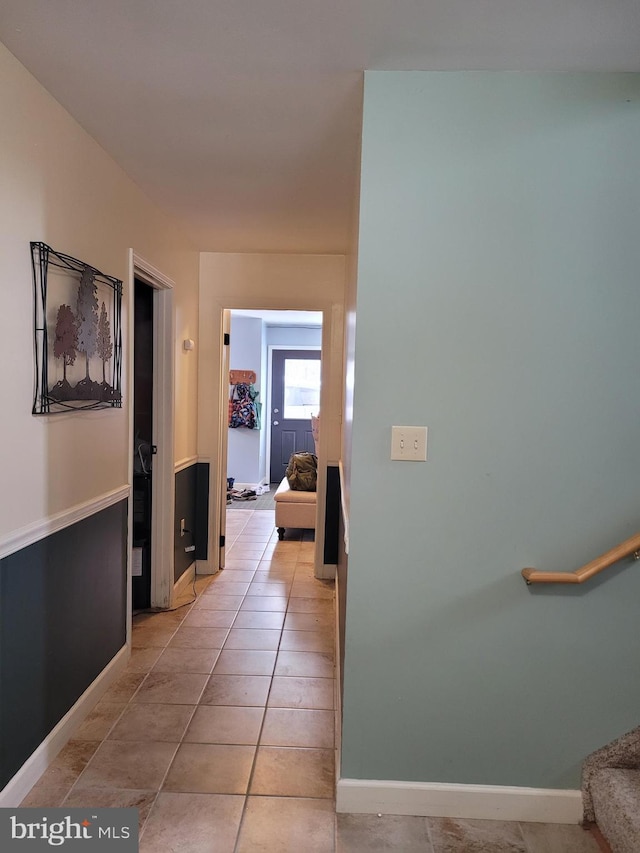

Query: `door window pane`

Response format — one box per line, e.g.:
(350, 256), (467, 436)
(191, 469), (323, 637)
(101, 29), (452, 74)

(283, 358), (321, 419)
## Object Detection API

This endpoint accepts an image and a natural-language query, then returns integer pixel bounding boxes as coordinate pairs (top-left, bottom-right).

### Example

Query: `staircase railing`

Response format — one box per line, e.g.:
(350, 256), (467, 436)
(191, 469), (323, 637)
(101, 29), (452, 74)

(521, 532), (640, 585)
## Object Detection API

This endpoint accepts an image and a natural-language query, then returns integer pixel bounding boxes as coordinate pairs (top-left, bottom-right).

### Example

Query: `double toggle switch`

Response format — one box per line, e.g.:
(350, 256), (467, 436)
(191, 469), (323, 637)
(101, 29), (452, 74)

(390, 426), (428, 461)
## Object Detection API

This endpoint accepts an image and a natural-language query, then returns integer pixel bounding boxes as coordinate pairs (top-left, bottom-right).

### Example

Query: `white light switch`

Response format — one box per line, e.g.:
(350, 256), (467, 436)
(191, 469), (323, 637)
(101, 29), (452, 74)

(391, 426), (427, 461)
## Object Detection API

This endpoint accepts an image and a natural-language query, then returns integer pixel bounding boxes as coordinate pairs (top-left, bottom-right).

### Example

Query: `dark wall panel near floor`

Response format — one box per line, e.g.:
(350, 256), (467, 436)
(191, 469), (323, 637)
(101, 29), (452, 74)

(195, 462), (210, 561)
(0, 500), (127, 790)
(174, 464), (197, 582)
(324, 465), (340, 565)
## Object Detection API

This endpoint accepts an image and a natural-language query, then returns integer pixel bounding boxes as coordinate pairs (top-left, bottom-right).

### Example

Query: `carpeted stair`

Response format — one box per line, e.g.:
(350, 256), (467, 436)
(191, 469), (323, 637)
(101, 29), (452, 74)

(582, 726), (640, 852)
(590, 769), (640, 852)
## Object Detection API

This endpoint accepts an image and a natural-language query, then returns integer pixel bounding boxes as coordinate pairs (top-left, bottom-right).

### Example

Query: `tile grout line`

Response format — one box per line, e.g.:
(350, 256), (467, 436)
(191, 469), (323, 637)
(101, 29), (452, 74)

(144, 526), (270, 839)
(62, 587), (201, 829)
(517, 821), (531, 853)
(424, 814), (435, 852)
(135, 552), (258, 842)
(232, 527), (320, 853)
(98, 567), (231, 837)
(231, 533), (294, 852)
(135, 575), (224, 841)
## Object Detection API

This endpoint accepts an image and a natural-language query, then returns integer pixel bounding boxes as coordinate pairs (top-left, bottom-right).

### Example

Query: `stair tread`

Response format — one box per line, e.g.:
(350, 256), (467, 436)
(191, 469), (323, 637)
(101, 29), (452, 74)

(592, 768), (640, 853)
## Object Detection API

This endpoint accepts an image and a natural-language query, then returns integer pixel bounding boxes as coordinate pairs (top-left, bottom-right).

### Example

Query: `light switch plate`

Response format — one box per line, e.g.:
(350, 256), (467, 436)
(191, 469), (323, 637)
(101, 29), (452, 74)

(391, 426), (428, 461)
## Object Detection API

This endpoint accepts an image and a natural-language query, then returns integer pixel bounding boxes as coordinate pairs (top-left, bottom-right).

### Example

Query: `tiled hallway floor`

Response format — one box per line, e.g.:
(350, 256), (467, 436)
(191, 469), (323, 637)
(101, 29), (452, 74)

(21, 508), (601, 852)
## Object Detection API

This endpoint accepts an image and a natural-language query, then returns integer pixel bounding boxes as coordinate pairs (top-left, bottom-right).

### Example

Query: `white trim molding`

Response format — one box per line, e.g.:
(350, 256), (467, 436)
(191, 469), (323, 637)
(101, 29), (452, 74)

(175, 455), (199, 473)
(338, 459), (349, 555)
(174, 564), (196, 599)
(336, 779), (583, 825)
(0, 486), (130, 561)
(129, 250), (176, 610)
(334, 577), (343, 793)
(131, 253), (176, 291)
(0, 646), (129, 806)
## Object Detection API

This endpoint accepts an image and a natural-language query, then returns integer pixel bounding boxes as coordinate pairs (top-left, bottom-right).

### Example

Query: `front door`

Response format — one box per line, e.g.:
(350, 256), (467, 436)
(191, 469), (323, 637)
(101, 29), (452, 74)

(270, 349), (321, 483)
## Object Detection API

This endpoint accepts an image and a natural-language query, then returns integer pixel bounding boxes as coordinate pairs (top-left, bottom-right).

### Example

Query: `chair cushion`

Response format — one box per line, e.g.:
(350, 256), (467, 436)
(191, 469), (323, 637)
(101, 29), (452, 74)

(274, 477), (316, 504)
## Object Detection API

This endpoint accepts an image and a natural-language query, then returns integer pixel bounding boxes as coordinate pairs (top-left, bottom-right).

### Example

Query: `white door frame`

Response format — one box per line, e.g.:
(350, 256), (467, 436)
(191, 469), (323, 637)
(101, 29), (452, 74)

(212, 308), (328, 576)
(128, 250), (176, 610)
(219, 309), (231, 569)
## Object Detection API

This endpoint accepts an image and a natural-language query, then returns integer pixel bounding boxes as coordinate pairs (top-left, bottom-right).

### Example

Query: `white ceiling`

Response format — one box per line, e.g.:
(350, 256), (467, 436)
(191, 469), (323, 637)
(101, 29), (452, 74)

(1, 1), (640, 254)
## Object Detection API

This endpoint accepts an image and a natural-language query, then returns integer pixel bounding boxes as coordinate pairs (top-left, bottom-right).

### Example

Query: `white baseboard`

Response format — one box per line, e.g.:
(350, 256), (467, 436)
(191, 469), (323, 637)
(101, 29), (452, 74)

(316, 563), (337, 580)
(173, 563), (196, 601)
(0, 645), (130, 807)
(334, 579), (342, 791)
(336, 779), (583, 824)
(195, 559), (219, 576)
(338, 459), (349, 555)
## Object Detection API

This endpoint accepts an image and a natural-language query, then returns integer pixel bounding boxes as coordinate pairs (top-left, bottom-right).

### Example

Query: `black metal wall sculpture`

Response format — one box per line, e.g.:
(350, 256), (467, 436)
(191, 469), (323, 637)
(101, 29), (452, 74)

(31, 242), (123, 414)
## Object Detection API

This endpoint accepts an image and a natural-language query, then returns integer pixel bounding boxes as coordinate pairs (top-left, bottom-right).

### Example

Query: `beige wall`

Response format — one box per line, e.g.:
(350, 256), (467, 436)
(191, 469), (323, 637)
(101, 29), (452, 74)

(198, 253), (345, 571)
(0, 43), (199, 541)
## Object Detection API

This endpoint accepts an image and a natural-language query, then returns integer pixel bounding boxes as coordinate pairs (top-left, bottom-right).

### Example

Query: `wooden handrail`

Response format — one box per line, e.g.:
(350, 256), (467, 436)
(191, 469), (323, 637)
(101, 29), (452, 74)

(521, 532), (640, 585)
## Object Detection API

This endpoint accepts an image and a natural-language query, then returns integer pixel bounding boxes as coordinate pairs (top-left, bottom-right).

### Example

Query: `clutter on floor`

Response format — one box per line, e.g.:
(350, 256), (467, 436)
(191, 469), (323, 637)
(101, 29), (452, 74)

(227, 476), (272, 505)
(231, 488), (257, 502)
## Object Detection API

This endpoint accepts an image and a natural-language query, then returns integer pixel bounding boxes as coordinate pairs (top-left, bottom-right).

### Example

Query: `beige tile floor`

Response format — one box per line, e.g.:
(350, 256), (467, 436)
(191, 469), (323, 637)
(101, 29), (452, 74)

(20, 508), (602, 853)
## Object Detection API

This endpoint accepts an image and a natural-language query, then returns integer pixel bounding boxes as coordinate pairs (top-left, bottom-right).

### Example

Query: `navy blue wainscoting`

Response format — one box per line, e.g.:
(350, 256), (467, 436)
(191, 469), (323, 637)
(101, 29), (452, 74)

(174, 464), (197, 583)
(323, 465), (340, 565)
(195, 463), (210, 562)
(0, 499), (128, 790)
(174, 462), (210, 583)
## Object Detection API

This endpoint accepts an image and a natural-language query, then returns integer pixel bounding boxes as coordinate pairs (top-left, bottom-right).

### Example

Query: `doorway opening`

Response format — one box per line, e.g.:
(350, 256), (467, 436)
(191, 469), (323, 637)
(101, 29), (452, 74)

(128, 251), (175, 616)
(132, 278), (154, 611)
(221, 310), (323, 562)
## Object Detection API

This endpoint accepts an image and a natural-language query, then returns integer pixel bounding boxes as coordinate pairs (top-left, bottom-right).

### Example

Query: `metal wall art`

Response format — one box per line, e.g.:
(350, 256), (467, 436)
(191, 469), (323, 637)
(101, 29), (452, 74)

(31, 242), (123, 414)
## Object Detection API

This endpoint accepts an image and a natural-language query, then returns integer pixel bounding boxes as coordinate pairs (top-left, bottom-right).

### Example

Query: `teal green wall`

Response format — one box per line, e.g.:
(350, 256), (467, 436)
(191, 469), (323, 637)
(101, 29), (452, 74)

(343, 72), (640, 789)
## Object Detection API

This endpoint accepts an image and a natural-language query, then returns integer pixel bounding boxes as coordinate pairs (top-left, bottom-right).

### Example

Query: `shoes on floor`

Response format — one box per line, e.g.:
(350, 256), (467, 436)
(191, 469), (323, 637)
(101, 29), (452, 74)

(232, 489), (257, 501)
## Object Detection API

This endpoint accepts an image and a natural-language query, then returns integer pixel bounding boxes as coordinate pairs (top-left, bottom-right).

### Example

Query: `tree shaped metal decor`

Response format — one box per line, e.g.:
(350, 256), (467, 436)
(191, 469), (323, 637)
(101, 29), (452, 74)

(31, 242), (123, 414)
(76, 266), (98, 384)
(53, 304), (78, 385)
(97, 301), (114, 385)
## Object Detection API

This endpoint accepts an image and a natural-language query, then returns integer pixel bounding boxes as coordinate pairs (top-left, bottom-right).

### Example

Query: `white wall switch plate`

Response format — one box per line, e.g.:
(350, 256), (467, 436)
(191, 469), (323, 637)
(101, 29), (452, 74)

(391, 426), (428, 461)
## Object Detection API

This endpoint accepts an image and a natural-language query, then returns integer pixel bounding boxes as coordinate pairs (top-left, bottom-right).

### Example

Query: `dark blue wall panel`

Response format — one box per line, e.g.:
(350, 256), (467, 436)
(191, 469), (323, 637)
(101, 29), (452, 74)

(195, 463), (210, 561)
(174, 462), (210, 581)
(174, 465), (197, 582)
(0, 499), (127, 789)
(323, 465), (340, 565)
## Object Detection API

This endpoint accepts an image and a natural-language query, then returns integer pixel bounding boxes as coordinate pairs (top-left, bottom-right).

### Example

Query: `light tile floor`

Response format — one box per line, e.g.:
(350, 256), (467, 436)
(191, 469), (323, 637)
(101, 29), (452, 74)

(21, 508), (602, 853)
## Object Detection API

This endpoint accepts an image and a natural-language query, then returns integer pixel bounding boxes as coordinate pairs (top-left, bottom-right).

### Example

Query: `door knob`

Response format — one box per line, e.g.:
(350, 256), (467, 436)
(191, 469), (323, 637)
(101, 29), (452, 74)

(273, 408), (279, 413)
(273, 421), (279, 426)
